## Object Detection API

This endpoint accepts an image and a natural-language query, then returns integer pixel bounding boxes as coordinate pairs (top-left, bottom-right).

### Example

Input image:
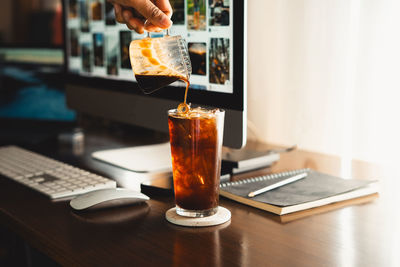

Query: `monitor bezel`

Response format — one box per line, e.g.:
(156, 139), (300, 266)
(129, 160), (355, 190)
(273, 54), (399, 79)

(62, 0), (245, 111)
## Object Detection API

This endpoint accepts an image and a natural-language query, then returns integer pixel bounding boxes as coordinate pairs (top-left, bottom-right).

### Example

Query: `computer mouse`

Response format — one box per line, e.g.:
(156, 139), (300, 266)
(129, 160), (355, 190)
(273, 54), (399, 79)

(70, 188), (150, 211)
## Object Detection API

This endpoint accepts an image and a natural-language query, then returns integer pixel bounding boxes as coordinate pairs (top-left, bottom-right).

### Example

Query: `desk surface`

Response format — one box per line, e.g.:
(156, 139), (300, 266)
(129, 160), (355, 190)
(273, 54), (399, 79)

(1, 128), (399, 266)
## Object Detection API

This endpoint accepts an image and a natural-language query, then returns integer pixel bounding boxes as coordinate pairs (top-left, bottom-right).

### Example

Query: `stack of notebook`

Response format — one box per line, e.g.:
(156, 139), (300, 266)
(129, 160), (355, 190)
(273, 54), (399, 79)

(219, 169), (379, 215)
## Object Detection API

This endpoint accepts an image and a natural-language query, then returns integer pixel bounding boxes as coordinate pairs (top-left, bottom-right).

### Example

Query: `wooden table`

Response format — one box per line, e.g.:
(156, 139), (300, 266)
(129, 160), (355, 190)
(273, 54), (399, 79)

(0, 128), (399, 266)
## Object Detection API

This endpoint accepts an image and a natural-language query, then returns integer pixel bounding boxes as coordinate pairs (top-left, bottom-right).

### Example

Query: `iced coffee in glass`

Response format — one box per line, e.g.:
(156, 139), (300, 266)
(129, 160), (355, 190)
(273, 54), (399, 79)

(168, 107), (224, 217)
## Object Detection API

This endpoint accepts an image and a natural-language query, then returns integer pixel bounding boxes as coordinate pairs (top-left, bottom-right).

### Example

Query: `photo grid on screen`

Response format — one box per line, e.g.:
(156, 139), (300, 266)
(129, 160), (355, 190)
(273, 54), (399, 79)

(66, 0), (233, 93)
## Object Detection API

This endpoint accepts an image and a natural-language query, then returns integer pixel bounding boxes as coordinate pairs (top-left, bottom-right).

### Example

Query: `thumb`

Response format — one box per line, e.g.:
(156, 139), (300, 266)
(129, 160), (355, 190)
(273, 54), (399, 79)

(134, 0), (171, 29)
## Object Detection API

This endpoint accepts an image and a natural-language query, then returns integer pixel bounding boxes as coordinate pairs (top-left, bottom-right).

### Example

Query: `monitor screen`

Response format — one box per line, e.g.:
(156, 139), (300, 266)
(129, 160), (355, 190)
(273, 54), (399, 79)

(64, 0), (246, 148)
(0, 63), (76, 122)
(0, 0), (75, 123)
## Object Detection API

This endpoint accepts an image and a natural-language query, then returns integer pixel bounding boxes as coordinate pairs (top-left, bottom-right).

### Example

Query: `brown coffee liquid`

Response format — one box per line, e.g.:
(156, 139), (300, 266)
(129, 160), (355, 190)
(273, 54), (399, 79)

(135, 75), (181, 94)
(175, 79), (190, 113)
(136, 73), (190, 110)
(135, 38), (191, 98)
(168, 110), (220, 211)
(183, 79), (189, 105)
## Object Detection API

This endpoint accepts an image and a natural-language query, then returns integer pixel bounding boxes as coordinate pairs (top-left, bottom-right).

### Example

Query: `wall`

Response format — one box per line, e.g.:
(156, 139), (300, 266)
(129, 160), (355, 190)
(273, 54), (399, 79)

(247, 0), (400, 165)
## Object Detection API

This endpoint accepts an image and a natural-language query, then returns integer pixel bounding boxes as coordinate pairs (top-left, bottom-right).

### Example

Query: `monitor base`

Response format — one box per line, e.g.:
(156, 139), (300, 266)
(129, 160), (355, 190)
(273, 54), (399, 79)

(92, 142), (172, 173)
(91, 142), (280, 193)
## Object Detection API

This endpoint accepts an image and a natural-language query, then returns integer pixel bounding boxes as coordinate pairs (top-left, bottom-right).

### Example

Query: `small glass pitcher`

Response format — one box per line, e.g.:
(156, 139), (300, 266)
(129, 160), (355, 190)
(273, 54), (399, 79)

(129, 31), (192, 94)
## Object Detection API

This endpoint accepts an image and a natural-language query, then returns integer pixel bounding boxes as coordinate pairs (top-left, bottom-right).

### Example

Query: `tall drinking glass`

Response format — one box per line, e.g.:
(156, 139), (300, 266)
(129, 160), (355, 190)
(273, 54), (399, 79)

(168, 108), (225, 217)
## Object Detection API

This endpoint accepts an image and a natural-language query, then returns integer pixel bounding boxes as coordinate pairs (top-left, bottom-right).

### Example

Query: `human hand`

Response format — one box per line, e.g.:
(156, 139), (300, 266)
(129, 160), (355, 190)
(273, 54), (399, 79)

(109, 0), (172, 34)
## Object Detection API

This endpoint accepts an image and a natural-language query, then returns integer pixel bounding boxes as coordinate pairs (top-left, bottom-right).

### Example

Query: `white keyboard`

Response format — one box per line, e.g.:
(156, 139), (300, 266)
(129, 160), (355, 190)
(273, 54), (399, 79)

(0, 146), (117, 199)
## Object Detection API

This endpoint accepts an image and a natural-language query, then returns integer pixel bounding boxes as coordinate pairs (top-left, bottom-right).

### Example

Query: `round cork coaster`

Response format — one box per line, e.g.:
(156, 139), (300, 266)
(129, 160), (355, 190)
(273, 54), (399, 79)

(165, 206), (231, 227)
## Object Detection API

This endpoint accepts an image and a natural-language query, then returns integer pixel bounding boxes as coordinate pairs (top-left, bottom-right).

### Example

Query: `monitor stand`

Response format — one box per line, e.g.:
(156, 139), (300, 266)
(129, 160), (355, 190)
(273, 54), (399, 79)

(92, 142), (172, 173)
(91, 142), (173, 191)
(92, 141), (283, 180)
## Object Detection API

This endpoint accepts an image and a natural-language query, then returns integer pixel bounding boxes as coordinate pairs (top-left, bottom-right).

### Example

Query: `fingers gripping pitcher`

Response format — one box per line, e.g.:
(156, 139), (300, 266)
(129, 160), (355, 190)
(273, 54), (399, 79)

(129, 31), (192, 94)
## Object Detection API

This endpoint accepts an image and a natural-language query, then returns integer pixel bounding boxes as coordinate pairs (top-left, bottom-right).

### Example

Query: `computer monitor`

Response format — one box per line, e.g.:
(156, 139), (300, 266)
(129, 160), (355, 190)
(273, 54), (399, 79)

(0, 47), (76, 123)
(0, 0), (76, 124)
(63, 0), (247, 149)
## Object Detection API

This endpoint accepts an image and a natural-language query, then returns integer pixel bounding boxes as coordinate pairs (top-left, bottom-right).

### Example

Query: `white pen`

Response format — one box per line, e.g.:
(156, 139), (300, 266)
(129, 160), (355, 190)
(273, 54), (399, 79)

(248, 172), (308, 198)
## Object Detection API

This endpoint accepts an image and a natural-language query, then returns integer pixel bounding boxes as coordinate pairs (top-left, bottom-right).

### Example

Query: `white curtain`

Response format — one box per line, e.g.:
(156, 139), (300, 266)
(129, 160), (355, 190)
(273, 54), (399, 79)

(247, 0), (400, 166)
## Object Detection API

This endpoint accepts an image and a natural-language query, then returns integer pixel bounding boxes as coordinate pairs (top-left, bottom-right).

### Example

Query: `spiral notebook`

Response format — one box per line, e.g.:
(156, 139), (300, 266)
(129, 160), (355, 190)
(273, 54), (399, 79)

(219, 169), (379, 215)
